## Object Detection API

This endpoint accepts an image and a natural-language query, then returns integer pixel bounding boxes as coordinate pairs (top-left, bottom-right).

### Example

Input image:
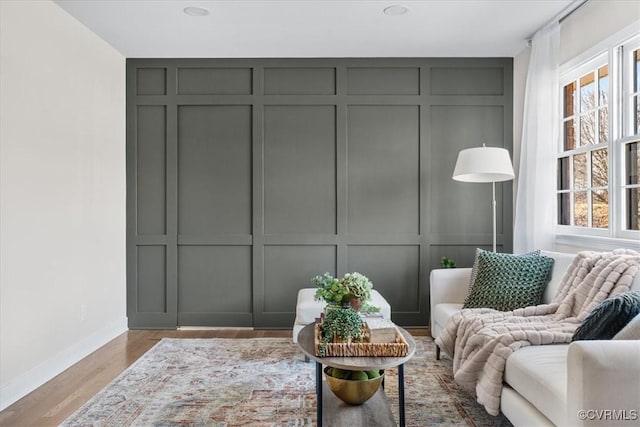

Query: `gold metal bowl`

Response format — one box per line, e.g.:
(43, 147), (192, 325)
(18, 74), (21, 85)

(324, 367), (385, 405)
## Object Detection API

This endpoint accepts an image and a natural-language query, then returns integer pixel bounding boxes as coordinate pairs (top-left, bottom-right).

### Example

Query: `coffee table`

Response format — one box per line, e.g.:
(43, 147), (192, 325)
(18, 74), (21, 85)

(297, 322), (416, 427)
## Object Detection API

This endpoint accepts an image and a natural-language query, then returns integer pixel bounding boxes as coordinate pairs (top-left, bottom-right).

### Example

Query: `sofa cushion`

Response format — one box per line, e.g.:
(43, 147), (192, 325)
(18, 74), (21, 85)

(504, 344), (569, 426)
(573, 290), (640, 341)
(463, 251), (555, 311)
(540, 251), (575, 304)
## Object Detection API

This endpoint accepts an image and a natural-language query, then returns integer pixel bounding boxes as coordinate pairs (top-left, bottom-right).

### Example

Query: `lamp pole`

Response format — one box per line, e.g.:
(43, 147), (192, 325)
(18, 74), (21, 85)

(492, 181), (497, 252)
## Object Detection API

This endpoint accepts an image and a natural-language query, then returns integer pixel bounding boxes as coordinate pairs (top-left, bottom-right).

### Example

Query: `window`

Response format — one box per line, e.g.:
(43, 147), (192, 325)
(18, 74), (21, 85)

(624, 46), (640, 231)
(558, 31), (640, 242)
(558, 60), (609, 229)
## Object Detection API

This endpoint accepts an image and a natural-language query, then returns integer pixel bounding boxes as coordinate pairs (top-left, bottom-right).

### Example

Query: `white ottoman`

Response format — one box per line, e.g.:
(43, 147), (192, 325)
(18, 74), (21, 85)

(292, 288), (392, 343)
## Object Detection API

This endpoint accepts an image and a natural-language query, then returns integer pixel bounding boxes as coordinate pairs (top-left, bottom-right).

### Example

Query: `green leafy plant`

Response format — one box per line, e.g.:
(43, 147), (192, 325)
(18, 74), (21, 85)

(312, 273), (346, 305)
(312, 272), (380, 313)
(441, 256), (456, 268)
(319, 307), (364, 357)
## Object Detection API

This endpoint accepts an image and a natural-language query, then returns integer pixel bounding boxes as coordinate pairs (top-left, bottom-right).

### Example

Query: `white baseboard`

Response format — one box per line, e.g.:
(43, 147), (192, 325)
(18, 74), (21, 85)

(0, 317), (128, 411)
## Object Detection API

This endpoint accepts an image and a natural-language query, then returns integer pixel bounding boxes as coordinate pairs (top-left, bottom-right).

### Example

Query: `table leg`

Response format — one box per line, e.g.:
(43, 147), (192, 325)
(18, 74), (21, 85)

(398, 363), (405, 427)
(316, 361), (323, 427)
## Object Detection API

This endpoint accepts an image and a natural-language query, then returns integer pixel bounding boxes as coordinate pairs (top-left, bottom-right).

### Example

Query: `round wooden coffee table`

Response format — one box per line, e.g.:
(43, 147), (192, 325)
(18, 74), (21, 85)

(297, 322), (416, 427)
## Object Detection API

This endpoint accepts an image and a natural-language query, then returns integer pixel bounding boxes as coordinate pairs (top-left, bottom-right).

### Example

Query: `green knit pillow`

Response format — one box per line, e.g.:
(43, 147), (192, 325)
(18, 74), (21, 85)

(468, 248), (540, 292)
(463, 251), (555, 311)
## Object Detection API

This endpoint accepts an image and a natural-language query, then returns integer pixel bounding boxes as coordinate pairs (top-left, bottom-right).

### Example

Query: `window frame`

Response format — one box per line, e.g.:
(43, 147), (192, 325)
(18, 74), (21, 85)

(619, 36), (640, 239)
(558, 54), (610, 233)
(556, 23), (640, 249)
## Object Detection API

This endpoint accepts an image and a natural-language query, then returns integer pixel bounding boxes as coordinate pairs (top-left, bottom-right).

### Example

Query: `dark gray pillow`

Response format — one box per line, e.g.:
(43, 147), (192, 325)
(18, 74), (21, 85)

(572, 290), (640, 341)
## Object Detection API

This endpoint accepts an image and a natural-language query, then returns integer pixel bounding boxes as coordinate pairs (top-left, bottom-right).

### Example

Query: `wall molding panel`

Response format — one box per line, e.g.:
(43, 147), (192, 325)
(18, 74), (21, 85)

(127, 58), (513, 328)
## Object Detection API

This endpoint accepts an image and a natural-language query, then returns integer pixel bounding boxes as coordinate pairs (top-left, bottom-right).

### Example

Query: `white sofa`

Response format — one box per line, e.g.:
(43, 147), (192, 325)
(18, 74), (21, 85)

(430, 251), (640, 427)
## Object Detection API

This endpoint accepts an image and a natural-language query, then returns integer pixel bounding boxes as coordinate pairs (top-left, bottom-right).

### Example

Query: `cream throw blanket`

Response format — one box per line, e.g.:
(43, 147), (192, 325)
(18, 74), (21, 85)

(435, 250), (640, 416)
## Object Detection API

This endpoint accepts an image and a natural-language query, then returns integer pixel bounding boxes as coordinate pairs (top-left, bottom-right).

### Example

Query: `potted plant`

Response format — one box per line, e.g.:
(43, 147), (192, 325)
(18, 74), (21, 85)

(318, 306), (364, 357)
(441, 256), (456, 268)
(312, 272), (379, 313)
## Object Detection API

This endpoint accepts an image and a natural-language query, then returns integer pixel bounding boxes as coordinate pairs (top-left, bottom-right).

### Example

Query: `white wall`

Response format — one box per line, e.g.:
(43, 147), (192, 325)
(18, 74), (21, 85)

(0, 0), (126, 410)
(512, 0), (640, 253)
(560, 0), (640, 65)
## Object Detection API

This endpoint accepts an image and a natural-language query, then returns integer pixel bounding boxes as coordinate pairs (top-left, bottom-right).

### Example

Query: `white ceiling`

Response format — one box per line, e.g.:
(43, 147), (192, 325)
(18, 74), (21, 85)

(54, 0), (577, 58)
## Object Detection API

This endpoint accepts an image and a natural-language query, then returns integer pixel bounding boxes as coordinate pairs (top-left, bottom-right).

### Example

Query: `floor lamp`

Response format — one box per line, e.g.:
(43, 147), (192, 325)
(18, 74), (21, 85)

(452, 144), (515, 252)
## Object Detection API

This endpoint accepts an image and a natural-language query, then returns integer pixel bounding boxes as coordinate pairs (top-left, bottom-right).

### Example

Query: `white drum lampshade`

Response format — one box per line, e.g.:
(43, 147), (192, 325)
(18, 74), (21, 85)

(452, 144), (515, 252)
(452, 145), (515, 183)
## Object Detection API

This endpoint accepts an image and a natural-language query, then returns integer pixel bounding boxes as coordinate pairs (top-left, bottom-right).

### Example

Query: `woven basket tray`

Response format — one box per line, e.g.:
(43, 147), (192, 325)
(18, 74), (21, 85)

(313, 323), (408, 357)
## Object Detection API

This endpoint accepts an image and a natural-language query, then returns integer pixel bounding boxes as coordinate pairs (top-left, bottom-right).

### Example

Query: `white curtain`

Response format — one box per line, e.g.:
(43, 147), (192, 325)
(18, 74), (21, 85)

(514, 21), (561, 253)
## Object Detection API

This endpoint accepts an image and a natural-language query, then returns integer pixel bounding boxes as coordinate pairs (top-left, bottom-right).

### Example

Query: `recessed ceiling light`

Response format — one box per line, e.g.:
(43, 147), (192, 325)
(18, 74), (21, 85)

(184, 6), (209, 17)
(383, 5), (409, 16)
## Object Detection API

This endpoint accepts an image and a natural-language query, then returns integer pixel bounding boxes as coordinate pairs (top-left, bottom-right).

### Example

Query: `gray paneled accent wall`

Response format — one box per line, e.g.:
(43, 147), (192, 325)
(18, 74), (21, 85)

(127, 58), (513, 329)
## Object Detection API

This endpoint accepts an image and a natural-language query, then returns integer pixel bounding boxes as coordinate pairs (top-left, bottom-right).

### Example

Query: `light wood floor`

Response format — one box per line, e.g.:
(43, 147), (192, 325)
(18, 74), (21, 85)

(0, 328), (429, 427)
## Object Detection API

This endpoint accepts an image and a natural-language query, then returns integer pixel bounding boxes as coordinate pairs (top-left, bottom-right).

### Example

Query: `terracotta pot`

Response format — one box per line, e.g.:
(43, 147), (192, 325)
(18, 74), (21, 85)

(349, 297), (362, 311)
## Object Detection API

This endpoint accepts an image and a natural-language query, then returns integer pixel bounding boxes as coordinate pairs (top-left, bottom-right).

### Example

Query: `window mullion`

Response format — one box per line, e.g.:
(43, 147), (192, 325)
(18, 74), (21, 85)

(570, 153), (575, 226)
(614, 43), (626, 237)
(587, 150), (593, 228)
(606, 140), (614, 237)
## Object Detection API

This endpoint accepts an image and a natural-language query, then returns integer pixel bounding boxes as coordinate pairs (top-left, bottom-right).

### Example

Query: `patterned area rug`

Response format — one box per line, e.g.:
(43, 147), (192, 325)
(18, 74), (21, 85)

(61, 337), (512, 426)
